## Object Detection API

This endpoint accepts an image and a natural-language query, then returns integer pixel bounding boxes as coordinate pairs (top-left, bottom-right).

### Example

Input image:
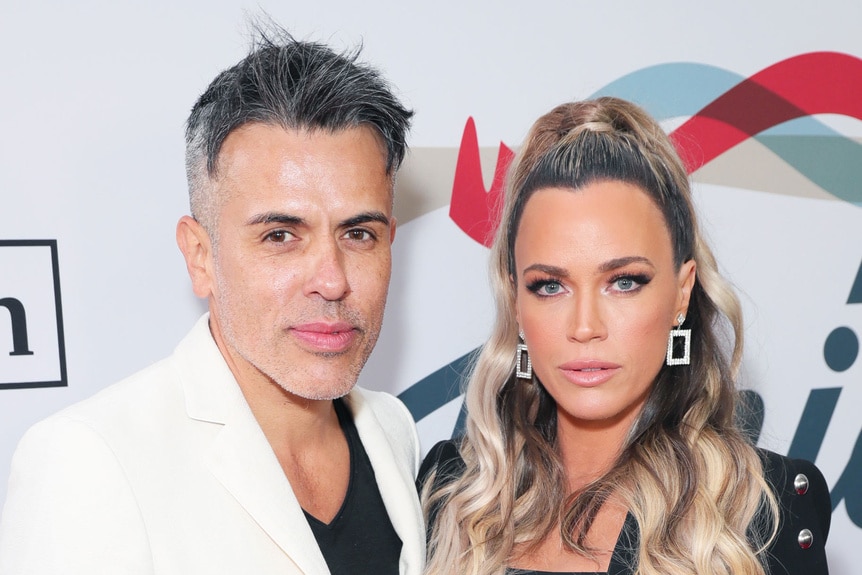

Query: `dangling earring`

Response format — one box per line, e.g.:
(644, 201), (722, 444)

(516, 330), (533, 379)
(666, 313), (691, 366)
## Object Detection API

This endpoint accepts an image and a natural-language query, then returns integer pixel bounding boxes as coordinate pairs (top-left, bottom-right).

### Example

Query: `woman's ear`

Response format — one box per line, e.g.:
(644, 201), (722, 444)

(676, 259), (697, 319)
(510, 274), (521, 326)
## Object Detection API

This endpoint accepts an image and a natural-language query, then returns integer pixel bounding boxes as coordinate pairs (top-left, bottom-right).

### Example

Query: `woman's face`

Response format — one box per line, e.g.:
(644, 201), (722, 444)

(513, 181), (695, 432)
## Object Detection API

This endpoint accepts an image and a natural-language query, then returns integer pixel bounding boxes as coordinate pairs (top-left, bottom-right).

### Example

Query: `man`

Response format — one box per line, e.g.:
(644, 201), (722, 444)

(0, 30), (422, 574)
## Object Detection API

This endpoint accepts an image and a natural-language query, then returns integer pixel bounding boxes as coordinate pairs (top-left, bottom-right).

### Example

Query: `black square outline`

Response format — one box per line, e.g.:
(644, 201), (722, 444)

(0, 240), (67, 389)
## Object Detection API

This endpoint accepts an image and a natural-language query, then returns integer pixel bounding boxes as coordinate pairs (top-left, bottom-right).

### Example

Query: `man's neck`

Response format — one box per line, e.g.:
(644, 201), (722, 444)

(207, 316), (352, 521)
(206, 313), (345, 449)
(235, 365), (351, 524)
(238, 369), (342, 451)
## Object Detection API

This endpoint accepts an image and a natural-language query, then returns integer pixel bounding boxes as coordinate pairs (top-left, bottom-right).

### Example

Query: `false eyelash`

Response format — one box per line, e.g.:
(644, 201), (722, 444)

(525, 277), (563, 294)
(609, 273), (652, 286)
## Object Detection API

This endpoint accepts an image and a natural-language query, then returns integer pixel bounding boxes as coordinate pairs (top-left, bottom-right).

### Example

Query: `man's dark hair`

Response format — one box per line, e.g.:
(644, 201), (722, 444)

(185, 26), (413, 232)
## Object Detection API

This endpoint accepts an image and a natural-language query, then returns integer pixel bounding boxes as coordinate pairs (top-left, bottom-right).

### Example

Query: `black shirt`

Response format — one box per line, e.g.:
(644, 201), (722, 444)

(304, 398), (402, 574)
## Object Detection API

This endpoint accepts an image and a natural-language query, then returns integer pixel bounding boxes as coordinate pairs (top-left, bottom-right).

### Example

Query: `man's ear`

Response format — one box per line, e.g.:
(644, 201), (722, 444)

(176, 215), (215, 299)
(389, 216), (397, 244)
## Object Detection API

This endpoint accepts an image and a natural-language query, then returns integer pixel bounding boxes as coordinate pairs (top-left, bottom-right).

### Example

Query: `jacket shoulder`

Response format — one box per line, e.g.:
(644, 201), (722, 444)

(759, 449), (831, 575)
(353, 387), (415, 432)
(417, 439), (464, 493)
(351, 387), (420, 474)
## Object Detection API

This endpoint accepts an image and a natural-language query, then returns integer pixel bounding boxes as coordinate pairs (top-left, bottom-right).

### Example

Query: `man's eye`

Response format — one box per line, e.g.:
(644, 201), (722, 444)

(265, 230), (291, 242)
(345, 229), (373, 241)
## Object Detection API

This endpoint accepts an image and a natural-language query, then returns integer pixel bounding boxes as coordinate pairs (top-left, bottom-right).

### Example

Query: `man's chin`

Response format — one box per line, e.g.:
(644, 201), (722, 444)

(274, 377), (359, 402)
(282, 389), (354, 402)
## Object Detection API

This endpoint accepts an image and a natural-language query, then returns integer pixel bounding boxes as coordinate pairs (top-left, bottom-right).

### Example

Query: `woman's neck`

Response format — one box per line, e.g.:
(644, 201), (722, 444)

(554, 405), (640, 491)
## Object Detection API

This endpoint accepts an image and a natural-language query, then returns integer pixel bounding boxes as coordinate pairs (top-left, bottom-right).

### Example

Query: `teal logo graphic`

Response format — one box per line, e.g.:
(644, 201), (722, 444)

(401, 53), (862, 527)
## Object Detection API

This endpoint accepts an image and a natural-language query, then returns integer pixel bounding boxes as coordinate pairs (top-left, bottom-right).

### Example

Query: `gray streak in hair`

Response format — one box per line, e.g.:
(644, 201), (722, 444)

(184, 23), (413, 234)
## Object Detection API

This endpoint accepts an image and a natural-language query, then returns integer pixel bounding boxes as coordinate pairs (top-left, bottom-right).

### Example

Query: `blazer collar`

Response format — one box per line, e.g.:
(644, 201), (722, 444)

(171, 315), (423, 574)
(173, 314), (238, 425)
(172, 314), (329, 573)
(345, 391), (425, 575)
(204, 396), (330, 574)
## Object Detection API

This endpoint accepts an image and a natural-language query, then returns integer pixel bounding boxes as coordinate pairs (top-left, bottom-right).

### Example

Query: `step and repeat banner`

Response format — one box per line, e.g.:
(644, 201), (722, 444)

(1, 1), (860, 571)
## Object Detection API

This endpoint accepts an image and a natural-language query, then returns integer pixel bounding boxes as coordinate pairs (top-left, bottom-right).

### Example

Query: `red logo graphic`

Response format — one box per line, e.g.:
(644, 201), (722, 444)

(450, 52), (862, 247)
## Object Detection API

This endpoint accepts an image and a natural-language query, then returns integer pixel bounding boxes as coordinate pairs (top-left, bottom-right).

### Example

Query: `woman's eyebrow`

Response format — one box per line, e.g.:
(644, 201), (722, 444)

(522, 257), (654, 277)
(598, 256), (654, 273)
(522, 263), (568, 277)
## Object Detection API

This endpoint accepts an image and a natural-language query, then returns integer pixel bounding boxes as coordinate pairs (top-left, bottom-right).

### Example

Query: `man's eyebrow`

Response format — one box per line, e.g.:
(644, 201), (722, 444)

(598, 256), (654, 273)
(340, 211), (390, 228)
(245, 213), (305, 226)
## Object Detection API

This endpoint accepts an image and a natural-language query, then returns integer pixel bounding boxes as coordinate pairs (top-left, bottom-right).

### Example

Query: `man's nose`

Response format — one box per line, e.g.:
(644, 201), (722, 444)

(304, 238), (350, 301)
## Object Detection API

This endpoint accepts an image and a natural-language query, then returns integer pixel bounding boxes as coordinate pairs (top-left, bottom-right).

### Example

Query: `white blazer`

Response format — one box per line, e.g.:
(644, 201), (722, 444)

(0, 315), (425, 574)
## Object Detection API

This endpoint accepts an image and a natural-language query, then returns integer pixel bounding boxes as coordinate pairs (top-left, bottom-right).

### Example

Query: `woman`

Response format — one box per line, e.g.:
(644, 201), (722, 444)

(419, 97), (831, 575)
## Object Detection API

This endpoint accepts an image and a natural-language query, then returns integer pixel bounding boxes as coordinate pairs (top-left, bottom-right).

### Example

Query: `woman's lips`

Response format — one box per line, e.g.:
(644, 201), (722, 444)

(290, 322), (358, 353)
(558, 360), (621, 387)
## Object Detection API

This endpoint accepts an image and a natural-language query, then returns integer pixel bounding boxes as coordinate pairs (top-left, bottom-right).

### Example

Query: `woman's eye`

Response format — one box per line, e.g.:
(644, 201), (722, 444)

(610, 274), (650, 293)
(527, 279), (565, 296)
(615, 277), (635, 291)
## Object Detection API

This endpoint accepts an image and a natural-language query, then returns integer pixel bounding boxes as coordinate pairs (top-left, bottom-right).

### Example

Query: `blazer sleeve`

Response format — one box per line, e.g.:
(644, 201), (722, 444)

(0, 416), (154, 575)
(760, 450), (831, 575)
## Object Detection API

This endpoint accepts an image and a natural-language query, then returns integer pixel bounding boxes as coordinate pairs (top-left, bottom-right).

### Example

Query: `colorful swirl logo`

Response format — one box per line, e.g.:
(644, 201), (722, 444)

(450, 51), (862, 249)
(445, 50), (862, 412)
(401, 55), (862, 507)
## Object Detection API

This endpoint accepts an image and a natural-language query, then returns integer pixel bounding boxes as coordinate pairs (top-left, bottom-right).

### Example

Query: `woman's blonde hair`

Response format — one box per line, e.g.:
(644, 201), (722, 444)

(422, 97), (779, 575)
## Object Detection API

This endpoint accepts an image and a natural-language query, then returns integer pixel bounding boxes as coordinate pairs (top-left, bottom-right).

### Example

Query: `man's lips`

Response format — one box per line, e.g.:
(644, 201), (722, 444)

(558, 360), (621, 387)
(290, 322), (358, 352)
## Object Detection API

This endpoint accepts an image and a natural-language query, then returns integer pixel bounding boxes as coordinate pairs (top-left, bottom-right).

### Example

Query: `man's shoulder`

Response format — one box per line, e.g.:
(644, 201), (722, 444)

(21, 355), (183, 454)
(350, 386), (413, 425)
(348, 386), (419, 472)
(351, 385), (404, 404)
(19, 316), (216, 454)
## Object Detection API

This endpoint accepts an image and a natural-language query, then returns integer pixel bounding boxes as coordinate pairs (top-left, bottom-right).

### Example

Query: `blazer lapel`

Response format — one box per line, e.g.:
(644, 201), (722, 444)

(347, 391), (425, 575)
(205, 403), (330, 575)
(175, 315), (330, 575)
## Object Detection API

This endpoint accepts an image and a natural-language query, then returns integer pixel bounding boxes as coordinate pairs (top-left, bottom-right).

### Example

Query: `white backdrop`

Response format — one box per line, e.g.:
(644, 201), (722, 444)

(1, 1), (860, 572)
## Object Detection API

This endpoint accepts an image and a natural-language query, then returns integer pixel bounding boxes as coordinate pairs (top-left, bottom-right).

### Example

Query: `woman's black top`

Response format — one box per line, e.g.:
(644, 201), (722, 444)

(418, 440), (831, 575)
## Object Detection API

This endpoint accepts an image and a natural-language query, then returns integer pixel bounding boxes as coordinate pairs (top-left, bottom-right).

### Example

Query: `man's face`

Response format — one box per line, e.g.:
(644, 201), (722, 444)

(199, 123), (395, 400)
